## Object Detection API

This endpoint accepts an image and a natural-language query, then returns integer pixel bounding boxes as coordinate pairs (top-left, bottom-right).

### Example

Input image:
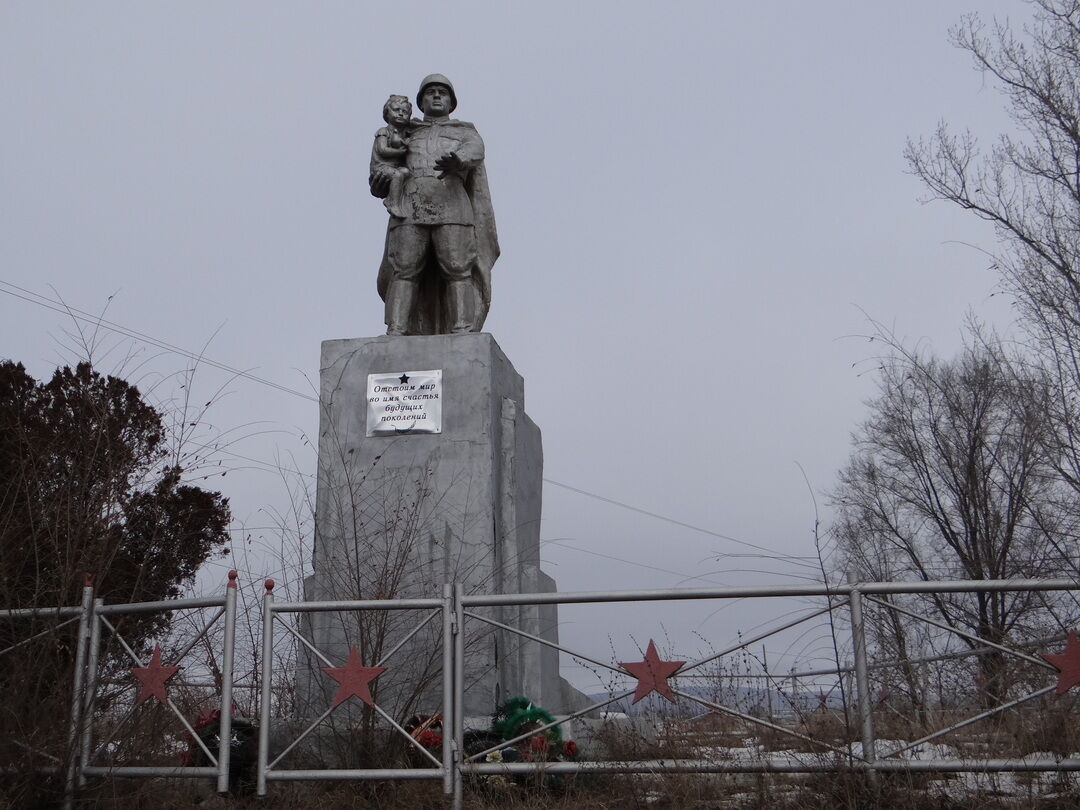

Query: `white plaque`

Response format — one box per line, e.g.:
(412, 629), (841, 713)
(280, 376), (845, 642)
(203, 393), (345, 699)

(366, 369), (442, 436)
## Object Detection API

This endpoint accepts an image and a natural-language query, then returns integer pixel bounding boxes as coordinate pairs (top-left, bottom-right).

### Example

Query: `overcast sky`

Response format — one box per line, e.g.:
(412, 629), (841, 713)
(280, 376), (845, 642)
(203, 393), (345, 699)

(1, 2), (1026, 690)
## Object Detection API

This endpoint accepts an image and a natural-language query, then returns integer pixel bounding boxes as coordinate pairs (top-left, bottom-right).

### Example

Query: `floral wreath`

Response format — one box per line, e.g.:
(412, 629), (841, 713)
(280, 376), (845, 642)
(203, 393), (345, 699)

(493, 696), (578, 761)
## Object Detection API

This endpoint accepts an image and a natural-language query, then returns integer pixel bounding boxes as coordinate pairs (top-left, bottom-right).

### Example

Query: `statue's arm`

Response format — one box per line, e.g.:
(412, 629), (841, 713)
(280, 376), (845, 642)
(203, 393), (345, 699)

(369, 129), (395, 199)
(454, 128), (484, 164)
(435, 128), (484, 179)
(373, 132), (407, 161)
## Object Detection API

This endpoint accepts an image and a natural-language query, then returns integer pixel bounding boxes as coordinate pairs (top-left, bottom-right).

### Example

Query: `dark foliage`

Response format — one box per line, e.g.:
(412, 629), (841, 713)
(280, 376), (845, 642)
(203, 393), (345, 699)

(0, 360), (230, 799)
(0, 361), (229, 615)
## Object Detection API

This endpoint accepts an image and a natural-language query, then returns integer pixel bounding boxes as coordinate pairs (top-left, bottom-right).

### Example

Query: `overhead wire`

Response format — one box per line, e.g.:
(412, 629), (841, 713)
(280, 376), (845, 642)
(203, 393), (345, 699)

(0, 280), (317, 402)
(542, 539), (734, 586)
(543, 478), (819, 565)
(2, 279), (818, 570)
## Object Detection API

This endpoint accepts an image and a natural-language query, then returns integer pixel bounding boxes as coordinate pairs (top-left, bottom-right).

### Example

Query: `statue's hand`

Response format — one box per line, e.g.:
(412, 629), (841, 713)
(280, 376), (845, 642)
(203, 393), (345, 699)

(369, 169), (391, 199)
(435, 151), (466, 180)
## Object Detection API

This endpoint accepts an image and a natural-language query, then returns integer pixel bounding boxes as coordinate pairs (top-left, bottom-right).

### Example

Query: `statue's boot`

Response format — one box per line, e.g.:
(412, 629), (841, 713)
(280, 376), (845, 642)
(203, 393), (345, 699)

(447, 280), (473, 334)
(385, 280), (418, 336)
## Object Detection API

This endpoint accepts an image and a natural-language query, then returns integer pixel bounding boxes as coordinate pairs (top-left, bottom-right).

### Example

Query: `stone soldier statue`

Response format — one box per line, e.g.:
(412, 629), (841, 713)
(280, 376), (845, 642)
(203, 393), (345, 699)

(370, 74), (499, 336)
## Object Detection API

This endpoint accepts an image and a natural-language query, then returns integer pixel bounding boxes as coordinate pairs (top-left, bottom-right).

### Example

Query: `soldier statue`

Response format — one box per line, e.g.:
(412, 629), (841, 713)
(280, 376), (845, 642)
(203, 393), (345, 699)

(369, 74), (499, 336)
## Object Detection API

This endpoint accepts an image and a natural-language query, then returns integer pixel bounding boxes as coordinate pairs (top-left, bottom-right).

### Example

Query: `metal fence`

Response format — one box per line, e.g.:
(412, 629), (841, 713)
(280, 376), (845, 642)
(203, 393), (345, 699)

(6, 575), (1080, 808)
(256, 580), (455, 794)
(79, 571), (239, 791)
(0, 575), (95, 809)
(256, 577), (1080, 809)
(0, 572), (238, 808)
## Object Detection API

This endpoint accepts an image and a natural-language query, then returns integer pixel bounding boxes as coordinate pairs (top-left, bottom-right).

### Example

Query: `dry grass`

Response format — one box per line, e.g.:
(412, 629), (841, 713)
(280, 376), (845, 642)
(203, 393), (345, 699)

(9, 688), (1080, 808)
(31, 771), (1080, 810)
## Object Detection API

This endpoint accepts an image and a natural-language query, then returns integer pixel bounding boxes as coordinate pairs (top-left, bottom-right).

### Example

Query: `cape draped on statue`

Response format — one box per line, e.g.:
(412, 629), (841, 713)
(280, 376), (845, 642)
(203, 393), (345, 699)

(375, 119), (499, 335)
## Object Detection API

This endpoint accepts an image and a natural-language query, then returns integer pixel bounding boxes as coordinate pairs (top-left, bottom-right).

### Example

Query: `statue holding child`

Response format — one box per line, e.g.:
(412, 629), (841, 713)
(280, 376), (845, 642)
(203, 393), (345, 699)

(369, 74), (499, 336)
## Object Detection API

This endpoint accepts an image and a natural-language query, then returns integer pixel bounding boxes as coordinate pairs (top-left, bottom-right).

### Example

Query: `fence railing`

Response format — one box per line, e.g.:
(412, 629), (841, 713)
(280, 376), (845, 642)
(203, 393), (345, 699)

(256, 577), (1080, 809)
(256, 579), (454, 794)
(0, 575), (94, 809)
(79, 572), (238, 791)
(6, 575), (1080, 808)
(0, 572), (238, 808)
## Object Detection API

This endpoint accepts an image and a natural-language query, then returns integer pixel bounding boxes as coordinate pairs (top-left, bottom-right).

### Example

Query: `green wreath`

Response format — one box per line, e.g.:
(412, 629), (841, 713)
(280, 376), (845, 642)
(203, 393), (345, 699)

(493, 696), (562, 757)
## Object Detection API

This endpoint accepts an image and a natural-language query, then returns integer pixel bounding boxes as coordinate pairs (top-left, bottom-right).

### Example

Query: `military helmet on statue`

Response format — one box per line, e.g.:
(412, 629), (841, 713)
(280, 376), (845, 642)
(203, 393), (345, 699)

(417, 73), (457, 113)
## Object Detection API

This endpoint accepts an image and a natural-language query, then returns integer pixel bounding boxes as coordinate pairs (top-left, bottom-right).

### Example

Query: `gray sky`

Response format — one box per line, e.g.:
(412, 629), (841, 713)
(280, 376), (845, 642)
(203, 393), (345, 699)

(1, 2), (1025, 689)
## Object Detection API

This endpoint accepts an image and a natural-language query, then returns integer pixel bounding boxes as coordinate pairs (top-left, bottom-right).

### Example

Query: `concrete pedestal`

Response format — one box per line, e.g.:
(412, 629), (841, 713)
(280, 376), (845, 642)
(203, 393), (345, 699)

(299, 334), (572, 719)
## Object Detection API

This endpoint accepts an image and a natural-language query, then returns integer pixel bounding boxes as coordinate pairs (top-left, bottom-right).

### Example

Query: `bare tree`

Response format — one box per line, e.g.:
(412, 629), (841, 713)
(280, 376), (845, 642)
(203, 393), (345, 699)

(906, 0), (1080, 493)
(831, 339), (1076, 705)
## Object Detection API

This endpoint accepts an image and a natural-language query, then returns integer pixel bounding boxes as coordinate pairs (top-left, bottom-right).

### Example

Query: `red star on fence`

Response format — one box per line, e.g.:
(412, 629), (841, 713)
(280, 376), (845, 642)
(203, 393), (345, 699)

(132, 645), (180, 705)
(1042, 631), (1080, 694)
(323, 647), (388, 708)
(619, 639), (685, 704)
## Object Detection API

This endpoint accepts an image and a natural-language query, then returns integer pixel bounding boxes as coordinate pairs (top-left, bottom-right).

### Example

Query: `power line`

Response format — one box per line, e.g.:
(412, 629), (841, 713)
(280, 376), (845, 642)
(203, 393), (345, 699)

(542, 478), (818, 565)
(3, 279), (815, 567)
(0, 280), (317, 402)
(182, 439), (316, 480)
(542, 539), (732, 586)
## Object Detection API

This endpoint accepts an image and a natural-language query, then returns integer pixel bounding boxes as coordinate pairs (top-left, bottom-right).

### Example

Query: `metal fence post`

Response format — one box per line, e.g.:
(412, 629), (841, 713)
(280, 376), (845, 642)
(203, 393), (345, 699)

(63, 574), (94, 810)
(442, 583), (454, 799)
(453, 582), (465, 810)
(257, 578), (275, 798)
(847, 570), (876, 774)
(78, 596), (103, 788)
(216, 570), (238, 794)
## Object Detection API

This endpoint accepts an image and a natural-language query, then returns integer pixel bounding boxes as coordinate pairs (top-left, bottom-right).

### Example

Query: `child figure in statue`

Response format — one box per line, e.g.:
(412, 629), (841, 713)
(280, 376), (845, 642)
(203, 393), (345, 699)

(369, 94), (414, 219)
